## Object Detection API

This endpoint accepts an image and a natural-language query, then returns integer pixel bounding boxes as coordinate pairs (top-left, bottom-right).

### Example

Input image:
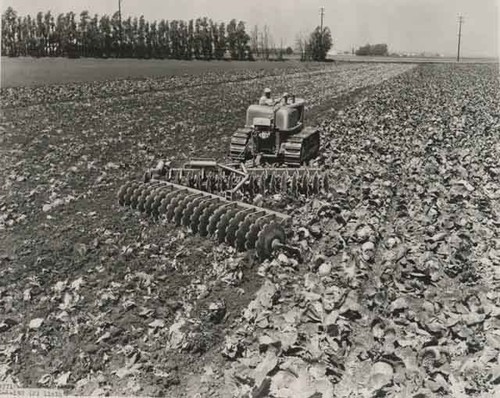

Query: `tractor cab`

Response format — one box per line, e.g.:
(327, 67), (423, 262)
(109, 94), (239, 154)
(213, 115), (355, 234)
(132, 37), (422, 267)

(244, 97), (305, 159)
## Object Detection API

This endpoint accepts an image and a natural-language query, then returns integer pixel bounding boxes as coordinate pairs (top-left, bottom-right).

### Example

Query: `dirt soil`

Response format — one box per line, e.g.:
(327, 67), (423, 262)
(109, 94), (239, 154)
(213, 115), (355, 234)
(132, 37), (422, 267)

(1, 62), (499, 397)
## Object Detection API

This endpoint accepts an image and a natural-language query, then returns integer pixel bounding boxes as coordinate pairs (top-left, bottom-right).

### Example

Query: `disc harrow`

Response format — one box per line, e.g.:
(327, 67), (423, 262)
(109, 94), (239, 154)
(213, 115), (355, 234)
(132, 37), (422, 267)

(145, 161), (329, 199)
(117, 179), (293, 260)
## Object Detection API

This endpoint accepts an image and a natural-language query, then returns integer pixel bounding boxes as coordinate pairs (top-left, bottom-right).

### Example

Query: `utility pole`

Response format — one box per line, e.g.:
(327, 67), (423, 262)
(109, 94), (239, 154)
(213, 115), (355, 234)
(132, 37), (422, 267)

(320, 7), (325, 32)
(118, 0), (123, 57)
(456, 14), (464, 62)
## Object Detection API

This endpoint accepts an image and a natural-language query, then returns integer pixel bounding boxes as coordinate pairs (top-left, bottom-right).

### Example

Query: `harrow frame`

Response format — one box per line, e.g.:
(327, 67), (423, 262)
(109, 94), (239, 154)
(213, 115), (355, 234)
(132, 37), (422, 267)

(144, 159), (328, 200)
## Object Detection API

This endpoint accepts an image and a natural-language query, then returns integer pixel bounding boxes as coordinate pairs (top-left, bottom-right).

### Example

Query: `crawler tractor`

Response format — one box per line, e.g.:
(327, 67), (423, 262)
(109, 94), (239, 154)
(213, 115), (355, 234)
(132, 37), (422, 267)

(230, 95), (320, 166)
(117, 95), (327, 261)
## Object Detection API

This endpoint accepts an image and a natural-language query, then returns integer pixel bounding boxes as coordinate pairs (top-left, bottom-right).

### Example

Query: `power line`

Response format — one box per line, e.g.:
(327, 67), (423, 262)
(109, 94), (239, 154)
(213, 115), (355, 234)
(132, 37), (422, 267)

(457, 14), (464, 62)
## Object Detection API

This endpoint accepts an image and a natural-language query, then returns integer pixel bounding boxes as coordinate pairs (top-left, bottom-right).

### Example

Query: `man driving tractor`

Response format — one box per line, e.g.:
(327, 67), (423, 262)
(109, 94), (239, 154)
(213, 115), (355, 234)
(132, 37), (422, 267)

(259, 88), (293, 106)
(259, 87), (274, 106)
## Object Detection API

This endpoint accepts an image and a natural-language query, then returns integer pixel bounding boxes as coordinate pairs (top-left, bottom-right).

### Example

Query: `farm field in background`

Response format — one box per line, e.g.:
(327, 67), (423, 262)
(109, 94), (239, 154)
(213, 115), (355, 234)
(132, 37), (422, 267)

(1, 57), (311, 87)
(332, 54), (499, 64)
(2, 56), (497, 88)
(1, 61), (499, 397)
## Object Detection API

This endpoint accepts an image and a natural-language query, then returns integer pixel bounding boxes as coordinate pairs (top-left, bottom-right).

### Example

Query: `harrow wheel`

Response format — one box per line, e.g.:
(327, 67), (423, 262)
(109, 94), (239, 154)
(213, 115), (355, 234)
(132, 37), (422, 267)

(122, 183), (142, 207)
(145, 187), (171, 215)
(199, 201), (223, 236)
(118, 181), (137, 205)
(189, 198), (214, 232)
(235, 212), (263, 251)
(166, 192), (189, 222)
(208, 204), (234, 237)
(225, 209), (254, 246)
(137, 183), (163, 212)
(174, 194), (202, 226)
(245, 216), (270, 251)
(181, 196), (206, 227)
(130, 183), (149, 209)
(216, 208), (240, 243)
(256, 222), (286, 260)
(157, 190), (182, 217)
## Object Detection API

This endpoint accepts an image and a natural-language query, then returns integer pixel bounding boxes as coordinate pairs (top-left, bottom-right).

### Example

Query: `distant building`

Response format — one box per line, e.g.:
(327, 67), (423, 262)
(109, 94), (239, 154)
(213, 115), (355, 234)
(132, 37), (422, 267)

(391, 51), (444, 58)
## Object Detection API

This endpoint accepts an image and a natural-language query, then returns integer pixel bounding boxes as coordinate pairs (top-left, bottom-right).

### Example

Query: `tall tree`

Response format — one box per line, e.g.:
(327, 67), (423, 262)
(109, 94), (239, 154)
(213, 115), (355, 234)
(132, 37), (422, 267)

(187, 19), (194, 60)
(295, 32), (309, 61)
(79, 11), (90, 57)
(178, 20), (188, 59)
(169, 20), (179, 59)
(88, 14), (100, 57)
(236, 21), (250, 60)
(24, 15), (36, 56)
(226, 19), (237, 60)
(1, 12), (8, 55)
(259, 25), (271, 60)
(131, 17), (139, 57)
(144, 21), (151, 58)
(137, 15), (146, 58)
(212, 21), (225, 60)
(54, 13), (66, 56)
(44, 11), (54, 56)
(307, 26), (332, 61)
(150, 21), (159, 58)
(250, 25), (259, 59)
(99, 14), (112, 57)
(1, 8), (268, 60)
(35, 12), (46, 56)
(65, 12), (78, 57)
(122, 17), (133, 57)
(3, 7), (18, 56)
(158, 19), (170, 59)
(110, 11), (121, 57)
(20, 15), (34, 56)
(193, 18), (202, 59)
(200, 17), (212, 60)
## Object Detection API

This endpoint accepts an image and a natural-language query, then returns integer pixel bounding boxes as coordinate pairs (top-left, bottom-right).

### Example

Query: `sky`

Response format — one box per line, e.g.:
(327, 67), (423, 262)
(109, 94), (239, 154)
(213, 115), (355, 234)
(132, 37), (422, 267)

(3, 0), (499, 57)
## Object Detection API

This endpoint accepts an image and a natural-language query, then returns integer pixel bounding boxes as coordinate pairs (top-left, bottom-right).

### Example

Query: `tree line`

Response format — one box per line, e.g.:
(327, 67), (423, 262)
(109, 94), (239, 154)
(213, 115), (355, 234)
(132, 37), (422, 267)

(1, 7), (252, 60)
(248, 25), (333, 62)
(355, 43), (389, 56)
(296, 27), (333, 61)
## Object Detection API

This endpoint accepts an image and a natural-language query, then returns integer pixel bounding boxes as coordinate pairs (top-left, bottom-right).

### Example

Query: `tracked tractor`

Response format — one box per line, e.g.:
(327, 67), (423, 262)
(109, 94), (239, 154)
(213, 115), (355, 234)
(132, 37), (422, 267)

(117, 95), (327, 261)
(230, 95), (320, 166)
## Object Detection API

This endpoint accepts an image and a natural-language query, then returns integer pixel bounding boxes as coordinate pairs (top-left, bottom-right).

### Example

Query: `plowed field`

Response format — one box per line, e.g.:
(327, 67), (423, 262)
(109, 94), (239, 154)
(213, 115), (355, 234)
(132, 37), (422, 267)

(1, 61), (499, 398)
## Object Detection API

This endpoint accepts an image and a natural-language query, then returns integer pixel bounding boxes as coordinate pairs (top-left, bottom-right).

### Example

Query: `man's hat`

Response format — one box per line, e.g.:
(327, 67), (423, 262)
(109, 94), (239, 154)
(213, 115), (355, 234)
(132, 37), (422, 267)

(264, 88), (271, 93)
